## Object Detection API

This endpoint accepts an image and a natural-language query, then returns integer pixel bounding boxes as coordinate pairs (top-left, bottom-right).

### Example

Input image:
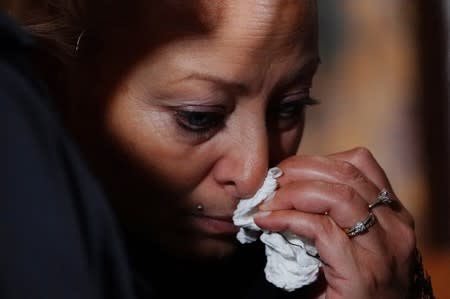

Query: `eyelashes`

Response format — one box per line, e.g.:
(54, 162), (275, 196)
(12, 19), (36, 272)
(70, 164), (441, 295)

(172, 105), (228, 142)
(172, 96), (320, 140)
(276, 97), (320, 119)
(268, 96), (320, 130)
(174, 110), (225, 133)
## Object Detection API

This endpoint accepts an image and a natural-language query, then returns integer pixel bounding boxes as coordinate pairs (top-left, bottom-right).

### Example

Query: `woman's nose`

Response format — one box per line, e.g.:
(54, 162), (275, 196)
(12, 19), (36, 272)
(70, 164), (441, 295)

(212, 127), (269, 199)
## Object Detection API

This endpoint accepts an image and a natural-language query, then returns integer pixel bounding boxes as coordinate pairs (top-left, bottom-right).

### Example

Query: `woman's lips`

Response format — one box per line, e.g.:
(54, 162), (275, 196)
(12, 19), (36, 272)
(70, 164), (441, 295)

(191, 214), (239, 235)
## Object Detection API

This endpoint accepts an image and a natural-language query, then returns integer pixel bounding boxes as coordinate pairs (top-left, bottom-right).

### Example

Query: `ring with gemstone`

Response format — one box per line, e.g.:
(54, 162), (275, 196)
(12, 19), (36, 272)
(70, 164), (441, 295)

(345, 212), (377, 238)
(368, 188), (394, 210)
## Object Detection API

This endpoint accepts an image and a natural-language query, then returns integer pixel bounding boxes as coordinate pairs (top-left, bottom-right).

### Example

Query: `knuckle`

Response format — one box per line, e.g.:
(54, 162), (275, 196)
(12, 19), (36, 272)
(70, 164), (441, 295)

(401, 223), (417, 252)
(278, 155), (303, 169)
(404, 210), (416, 229)
(317, 216), (338, 236)
(353, 146), (375, 162)
(337, 160), (364, 182)
(392, 220), (417, 259)
(332, 183), (358, 206)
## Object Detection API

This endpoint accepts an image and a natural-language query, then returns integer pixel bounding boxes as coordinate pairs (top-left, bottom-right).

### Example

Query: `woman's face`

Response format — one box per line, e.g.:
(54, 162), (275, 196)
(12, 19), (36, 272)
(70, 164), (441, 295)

(85, 0), (319, 259)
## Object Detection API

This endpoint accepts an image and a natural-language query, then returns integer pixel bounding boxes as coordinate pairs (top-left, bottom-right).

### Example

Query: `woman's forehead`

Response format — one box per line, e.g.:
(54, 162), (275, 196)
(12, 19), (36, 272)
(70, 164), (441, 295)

(99, 0), (318, 93)
(208, 1), (316, 35)
(112, 1), (317, 57)
(140, 0), (317, 36)
(133, 1), (319, 83)
(207, 0), (317, 61)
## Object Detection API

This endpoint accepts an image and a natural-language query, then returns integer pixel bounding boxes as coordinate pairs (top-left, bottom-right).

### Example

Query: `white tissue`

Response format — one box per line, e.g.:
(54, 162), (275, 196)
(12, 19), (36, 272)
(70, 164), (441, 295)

(232, 167), (322, 292)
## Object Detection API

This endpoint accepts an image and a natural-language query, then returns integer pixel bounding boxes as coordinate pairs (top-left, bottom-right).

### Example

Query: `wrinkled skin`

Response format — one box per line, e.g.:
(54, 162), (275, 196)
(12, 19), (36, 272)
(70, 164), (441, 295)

(68, 0), (416, 298)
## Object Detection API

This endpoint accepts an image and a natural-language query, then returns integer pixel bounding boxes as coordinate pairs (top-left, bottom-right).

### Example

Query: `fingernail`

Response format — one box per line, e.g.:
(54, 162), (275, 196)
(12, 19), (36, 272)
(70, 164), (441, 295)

(254, 211), (272, 218)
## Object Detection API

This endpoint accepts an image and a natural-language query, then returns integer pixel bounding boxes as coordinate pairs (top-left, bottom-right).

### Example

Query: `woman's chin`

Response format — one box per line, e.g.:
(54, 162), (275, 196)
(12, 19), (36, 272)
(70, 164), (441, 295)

(197, 237), (241, 259)
(169, 234), (241, 260)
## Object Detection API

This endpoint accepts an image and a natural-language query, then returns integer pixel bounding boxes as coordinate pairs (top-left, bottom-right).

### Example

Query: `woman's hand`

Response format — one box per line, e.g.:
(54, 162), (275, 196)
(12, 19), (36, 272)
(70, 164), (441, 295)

(254, 147), (416, 299)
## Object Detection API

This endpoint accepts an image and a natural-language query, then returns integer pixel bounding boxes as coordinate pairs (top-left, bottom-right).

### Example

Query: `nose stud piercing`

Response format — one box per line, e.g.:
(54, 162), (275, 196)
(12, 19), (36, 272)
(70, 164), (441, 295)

(196, 204), (204, 212)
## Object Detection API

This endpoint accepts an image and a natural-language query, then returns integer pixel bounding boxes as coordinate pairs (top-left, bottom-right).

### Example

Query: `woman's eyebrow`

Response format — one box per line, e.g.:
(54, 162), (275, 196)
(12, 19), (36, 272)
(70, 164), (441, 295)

(179, 72), (249, 94)
(174, 57), (320, 93)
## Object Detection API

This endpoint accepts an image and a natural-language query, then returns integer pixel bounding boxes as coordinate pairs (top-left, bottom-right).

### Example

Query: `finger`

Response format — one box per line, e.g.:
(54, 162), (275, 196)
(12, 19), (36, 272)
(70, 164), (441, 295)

(277, 155), (380, 206)
(327, 147), (391, 191)
(253, 209), (382, 274)
(258, 180), (371, 229)
(327, 148), (414, 225)
(277, 153), (411, 226)
(274, 155), (398, 229)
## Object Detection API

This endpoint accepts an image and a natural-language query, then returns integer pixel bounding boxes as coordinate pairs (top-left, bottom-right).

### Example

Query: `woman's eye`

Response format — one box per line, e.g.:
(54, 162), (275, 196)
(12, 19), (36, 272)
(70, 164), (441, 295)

(175, 110), (225, 133)
(277, 97), (319, 119)
(278, 100), (304, 118)
(268, 96), (320, 130)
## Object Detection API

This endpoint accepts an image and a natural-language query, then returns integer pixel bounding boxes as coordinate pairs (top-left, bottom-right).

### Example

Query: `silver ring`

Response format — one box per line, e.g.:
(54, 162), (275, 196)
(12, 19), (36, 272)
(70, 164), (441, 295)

(368, 188), (394, 210)
(345, 212), (377, 238)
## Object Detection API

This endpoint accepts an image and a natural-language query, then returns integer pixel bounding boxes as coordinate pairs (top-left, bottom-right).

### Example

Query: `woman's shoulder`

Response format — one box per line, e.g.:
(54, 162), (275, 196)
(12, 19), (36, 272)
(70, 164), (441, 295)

(0, 12), (137, 299)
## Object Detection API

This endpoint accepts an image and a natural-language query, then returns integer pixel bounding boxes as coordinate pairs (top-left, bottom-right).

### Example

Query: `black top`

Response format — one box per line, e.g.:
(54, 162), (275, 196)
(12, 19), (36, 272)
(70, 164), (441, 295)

(0, 13), (136, 299)
(0, 12), (315, 299)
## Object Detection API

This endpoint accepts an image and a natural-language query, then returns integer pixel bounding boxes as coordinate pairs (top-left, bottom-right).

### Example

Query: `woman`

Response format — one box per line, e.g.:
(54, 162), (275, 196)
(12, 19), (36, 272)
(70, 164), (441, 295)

(17, 0), (433, 298)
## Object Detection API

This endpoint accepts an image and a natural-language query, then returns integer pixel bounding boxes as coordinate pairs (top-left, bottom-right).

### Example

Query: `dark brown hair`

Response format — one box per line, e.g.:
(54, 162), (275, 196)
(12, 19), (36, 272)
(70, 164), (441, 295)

(15, 0), (215, 111)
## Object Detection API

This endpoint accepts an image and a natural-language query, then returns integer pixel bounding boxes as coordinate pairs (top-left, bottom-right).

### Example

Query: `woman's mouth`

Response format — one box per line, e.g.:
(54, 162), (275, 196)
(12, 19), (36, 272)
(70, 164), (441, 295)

(190, 214), (240, 235)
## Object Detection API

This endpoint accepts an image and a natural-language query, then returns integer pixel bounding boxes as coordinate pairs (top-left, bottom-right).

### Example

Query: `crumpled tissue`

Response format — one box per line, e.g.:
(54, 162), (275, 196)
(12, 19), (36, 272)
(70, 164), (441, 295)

(232, 167), (322, 292)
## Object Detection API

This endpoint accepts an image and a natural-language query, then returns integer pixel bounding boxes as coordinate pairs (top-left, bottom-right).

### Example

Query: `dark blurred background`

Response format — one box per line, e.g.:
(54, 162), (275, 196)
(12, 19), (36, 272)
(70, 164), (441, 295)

(307, 1), (449, 297)
(1, 0), (449, 297)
